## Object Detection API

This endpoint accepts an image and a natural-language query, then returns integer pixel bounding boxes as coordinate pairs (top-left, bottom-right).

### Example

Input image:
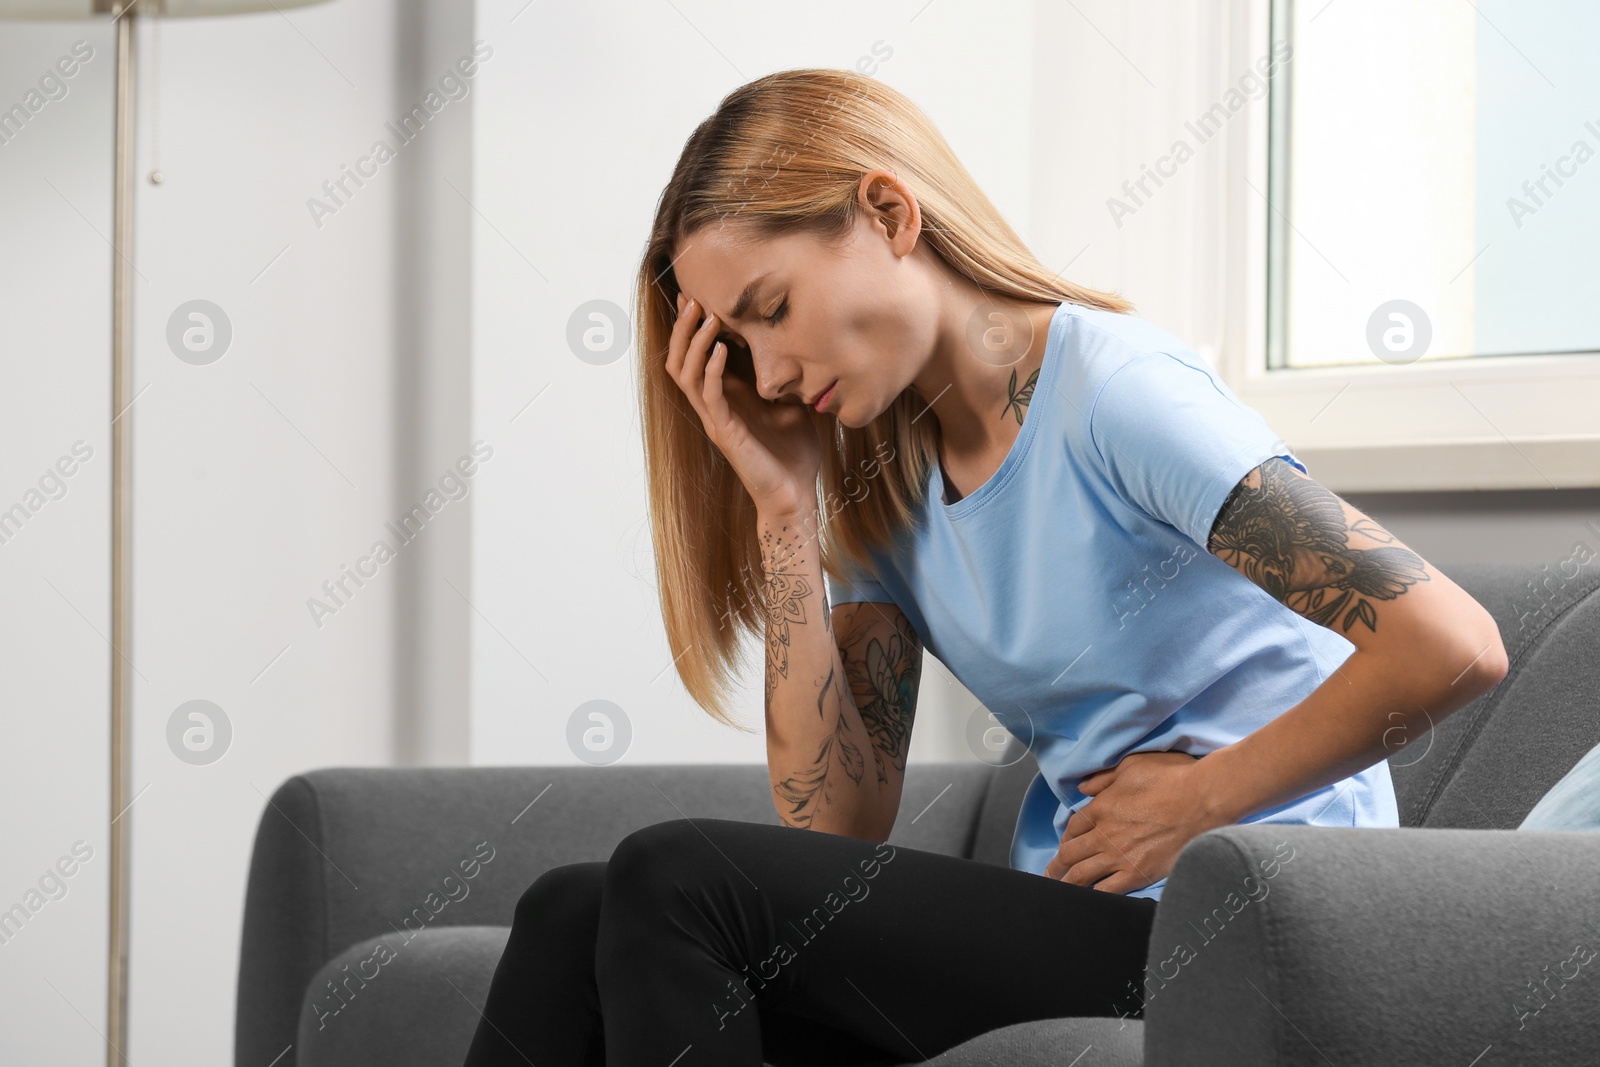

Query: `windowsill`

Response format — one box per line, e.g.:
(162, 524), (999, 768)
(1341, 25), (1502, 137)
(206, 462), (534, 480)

(1274, 436), (1600, 492)
(1227, 352), (1600, 491)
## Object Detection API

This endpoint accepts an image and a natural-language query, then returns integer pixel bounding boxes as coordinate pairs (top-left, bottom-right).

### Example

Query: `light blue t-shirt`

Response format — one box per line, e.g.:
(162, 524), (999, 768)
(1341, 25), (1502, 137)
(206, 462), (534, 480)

(825, 300), (1400, 901)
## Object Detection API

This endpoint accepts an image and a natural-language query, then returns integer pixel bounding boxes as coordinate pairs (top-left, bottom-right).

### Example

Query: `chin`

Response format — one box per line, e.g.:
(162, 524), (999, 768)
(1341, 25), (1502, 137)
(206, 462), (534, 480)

(845, 393), (893, 429)
(828, 389), (869, 429)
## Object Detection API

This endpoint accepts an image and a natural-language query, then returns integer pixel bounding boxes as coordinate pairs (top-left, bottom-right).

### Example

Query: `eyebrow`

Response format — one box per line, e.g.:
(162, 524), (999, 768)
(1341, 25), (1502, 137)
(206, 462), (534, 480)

(726, 271), (773, 322)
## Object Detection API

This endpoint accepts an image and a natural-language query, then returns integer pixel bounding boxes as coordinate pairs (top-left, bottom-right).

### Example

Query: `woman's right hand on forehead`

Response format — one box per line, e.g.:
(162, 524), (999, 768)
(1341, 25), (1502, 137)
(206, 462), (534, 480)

(666, 291), (824, 519)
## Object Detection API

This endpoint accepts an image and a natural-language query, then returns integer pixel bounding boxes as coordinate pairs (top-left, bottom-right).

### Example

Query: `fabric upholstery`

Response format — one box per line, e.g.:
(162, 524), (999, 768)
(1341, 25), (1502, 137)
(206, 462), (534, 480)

(1387, 561), (1600, 829)
(1141, 825), (1600, 1066)
(297, 927), (509, 1067)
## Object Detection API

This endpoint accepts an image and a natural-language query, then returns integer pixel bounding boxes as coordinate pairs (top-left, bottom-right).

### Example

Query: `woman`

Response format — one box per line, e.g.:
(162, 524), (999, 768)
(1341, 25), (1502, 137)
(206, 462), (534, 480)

(462, 68), (1507, 1066)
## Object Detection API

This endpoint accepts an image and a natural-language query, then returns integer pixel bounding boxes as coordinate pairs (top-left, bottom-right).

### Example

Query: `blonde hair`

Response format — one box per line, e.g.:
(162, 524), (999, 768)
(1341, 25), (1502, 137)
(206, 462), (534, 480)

(635, 67), (1133, 728)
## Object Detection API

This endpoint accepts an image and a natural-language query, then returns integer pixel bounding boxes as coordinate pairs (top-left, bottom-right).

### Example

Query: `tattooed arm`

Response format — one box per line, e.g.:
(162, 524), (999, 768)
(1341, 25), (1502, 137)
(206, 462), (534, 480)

(757, 505), (923, 842)
(1187, 456), (1509, 825)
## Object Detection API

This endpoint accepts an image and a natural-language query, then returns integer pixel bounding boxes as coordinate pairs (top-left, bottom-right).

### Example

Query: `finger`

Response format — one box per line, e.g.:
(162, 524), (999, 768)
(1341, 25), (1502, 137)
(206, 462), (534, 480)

(1044, 854), (1085, 884)
(1063, 807), (1095, 840)
(666, 295), (691, 377)
(666, 296), (710, 380)
(1048, 826), (1113, 879)
(1043, 839), (1085, 881)
(679, 309), (721, 398)
(1093, 872), (1136, 895)
(666, 305), (720, 432)
(1064, 854), (1118, 888)
(703, 340), (731, 422)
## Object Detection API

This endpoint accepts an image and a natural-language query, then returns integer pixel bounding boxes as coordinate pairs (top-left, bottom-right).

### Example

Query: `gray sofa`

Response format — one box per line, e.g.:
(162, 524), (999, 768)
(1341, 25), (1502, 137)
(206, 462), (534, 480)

(236, 560), (1600, 1067)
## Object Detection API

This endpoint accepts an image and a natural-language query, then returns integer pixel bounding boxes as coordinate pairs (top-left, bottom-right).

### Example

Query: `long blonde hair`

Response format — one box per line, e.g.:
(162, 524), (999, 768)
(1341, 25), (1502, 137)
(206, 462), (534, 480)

(635, 68), (1133, 728)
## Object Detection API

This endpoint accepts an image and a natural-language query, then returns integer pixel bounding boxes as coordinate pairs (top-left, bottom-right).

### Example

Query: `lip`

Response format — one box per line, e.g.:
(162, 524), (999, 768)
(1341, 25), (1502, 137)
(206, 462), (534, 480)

(812, 379), (840, 412)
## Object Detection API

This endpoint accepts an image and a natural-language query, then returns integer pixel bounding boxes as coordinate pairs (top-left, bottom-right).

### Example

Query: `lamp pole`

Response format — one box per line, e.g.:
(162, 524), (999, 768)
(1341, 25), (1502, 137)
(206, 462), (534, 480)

(107, 2), (138, 1063)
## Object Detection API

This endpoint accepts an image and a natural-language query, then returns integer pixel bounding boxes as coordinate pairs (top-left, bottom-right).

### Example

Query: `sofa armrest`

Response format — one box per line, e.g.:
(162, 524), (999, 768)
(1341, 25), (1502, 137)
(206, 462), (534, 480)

(1142, 825), (1600, 1067)
(235, 762), (782, 1067)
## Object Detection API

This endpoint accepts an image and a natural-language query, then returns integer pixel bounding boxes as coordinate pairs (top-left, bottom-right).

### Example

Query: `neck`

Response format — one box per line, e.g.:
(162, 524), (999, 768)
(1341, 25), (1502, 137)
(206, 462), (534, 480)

(909, 296), (1059, 461)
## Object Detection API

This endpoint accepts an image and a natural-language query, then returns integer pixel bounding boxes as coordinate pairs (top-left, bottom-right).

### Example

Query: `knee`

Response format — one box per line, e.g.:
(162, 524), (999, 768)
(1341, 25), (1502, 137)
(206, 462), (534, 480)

(512, 860), (607, 932)
(594, 821), (718, 977)
(607, 818), (705, 876)
(601, 819), (713, 907)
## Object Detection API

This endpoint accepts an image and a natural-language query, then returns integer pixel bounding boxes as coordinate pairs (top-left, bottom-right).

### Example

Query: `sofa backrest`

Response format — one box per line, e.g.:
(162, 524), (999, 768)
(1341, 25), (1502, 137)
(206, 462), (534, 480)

(1391, 560), (1600, 830)
(970, 559), (1600, 857)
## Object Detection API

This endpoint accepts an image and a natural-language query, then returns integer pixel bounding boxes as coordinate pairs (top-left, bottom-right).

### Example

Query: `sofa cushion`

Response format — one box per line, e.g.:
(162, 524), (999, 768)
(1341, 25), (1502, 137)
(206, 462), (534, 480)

(297, 926), (508, 1067)
(296, 926), (1144, 1067)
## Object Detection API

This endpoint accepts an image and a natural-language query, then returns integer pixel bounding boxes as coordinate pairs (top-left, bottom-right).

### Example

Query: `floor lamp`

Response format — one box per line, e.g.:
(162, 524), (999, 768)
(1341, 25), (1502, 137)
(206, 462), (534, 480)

(0, 2), (330, 1063)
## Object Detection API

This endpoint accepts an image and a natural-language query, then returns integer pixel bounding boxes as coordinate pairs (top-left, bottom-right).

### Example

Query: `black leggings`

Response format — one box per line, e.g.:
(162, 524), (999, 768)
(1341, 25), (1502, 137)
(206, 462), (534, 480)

(460, 817), (1159, 1066)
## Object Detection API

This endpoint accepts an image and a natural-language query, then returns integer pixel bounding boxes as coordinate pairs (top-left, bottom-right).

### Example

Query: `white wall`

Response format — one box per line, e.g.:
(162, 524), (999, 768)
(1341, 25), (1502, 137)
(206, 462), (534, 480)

(0, 22), (116, 1067)
(123, 3), (411, 1062)
(6, 1), (475, 1063)
(1029, 0), (1283, 368)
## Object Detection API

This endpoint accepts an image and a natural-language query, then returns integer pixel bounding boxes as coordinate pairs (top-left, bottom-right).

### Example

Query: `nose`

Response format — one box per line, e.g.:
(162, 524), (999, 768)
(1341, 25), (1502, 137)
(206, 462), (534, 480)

(752, 347), (801, 403)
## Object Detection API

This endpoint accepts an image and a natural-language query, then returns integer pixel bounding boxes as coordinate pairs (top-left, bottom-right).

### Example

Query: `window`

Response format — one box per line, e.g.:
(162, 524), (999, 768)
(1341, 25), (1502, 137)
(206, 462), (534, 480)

(1266, 0), (1600, 368)
(1215, 0), (1600, 490)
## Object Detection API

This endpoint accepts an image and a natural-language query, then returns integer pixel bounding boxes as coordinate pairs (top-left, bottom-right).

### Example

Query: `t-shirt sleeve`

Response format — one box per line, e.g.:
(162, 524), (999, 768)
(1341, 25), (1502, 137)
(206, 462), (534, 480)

(824, 552), (894, 607)
(1087, 350), (1308, 548)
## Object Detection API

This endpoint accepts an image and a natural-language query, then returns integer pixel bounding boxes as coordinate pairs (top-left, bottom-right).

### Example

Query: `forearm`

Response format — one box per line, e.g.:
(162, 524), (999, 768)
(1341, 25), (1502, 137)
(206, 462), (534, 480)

(757, 501), (889, 841)
(1191, 637), (1507, 827)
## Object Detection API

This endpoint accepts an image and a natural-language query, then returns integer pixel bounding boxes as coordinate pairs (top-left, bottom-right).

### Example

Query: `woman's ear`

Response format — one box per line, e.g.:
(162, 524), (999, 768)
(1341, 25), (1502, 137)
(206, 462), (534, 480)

(858, 169), (919, 249)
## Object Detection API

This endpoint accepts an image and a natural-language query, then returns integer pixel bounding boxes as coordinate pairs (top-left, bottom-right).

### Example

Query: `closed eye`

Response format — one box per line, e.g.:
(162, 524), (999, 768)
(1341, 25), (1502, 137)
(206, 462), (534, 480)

(715, 298), (786, 351)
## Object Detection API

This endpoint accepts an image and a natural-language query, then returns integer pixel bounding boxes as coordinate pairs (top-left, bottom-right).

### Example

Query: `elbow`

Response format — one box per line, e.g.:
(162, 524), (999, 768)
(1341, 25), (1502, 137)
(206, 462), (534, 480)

(1379, 608), (1509, 712)
(1443, 613), (1509, 697)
